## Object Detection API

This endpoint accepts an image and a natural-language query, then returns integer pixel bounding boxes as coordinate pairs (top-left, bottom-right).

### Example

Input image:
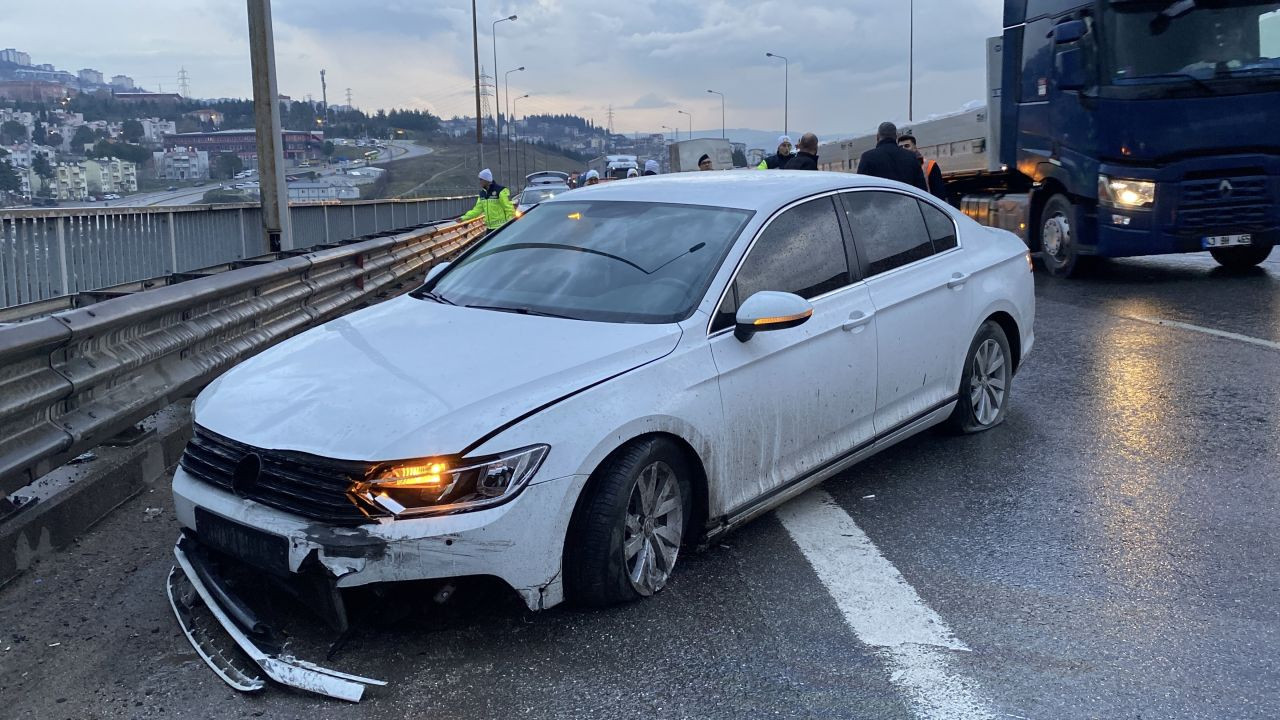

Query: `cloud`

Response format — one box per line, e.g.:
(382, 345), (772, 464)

(9, 0), (1003, 136)
(627, 93), (674, 109)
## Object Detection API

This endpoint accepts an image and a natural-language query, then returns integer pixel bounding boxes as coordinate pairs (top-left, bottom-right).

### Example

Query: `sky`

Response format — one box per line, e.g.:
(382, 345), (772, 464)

(7, 0), (1003, 139)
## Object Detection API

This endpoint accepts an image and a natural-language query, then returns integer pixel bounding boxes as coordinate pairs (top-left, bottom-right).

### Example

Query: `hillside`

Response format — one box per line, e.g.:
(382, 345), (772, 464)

(370, 139), (586, 199)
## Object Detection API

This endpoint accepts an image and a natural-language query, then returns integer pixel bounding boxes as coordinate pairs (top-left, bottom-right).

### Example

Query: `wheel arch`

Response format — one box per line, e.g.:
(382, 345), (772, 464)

(984, 310), (1023, 374)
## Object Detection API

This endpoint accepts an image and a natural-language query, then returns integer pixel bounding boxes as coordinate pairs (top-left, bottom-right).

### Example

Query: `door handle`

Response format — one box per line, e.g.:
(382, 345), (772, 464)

(946, 272), (969, 290)
(842, 310), (875, 332)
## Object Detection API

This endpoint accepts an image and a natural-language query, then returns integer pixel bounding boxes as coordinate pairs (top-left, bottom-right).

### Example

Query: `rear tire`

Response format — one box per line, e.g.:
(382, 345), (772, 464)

(565, 438), (692, 607)
(1037, 194), (1094, 278)
(946, 321), (1013, 434)
(1210, 241), (1273, 270)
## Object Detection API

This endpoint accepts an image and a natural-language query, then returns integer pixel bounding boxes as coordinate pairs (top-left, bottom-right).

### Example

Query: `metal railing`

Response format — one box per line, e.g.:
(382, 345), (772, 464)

(0, 196), (473, 308)
(0, 217), (485, 496)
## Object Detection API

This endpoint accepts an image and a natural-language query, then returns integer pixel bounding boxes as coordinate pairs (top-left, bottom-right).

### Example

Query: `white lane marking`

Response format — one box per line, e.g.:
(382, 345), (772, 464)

(776, 489), (996, 720)
(1125, 315), (1280, 351)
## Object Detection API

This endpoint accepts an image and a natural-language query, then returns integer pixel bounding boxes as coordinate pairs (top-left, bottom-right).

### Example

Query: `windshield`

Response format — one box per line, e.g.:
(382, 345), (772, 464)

(427, 201), (753, 323)
(1103, 1), (1280, 83)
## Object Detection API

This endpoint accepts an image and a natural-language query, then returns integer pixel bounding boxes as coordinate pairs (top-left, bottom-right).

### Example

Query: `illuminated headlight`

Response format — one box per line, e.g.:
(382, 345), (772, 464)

(352, 445), (548, 517)
(1098, 175), (1155, 208)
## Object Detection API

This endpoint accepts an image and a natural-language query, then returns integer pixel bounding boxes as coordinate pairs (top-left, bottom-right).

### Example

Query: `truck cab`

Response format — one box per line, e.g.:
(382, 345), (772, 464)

(1004, 0), (1280, 274)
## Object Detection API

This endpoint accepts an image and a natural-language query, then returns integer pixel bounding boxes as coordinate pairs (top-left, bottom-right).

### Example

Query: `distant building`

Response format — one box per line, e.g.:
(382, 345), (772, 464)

(152, 147), (209, 181)
(139, 118), (177, 143)
(83, 158), (138, 194)
(3, 142), (57, 168)
(164, 129), (323, 168)
(0, 81), (73, 102)
(110, 75), (135, 89)
(187, 108), (225, 127)
(288, 181), (359, 202)
(42, 162), (87, 201)
(0, 49), (32, 66)
(78, 68), (104, 85)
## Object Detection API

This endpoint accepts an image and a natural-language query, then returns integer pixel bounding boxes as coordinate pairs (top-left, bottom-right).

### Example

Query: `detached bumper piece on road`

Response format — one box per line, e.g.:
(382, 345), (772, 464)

(166, 534), (386, 702)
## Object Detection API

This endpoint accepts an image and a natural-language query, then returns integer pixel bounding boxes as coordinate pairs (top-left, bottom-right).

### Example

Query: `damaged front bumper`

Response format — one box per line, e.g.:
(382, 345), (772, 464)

(167, 533), (386, 702)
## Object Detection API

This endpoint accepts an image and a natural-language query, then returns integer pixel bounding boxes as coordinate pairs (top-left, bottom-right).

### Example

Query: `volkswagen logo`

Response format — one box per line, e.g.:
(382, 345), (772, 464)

(1219, 179), (1234, 198)
(232, 452), (262, 495)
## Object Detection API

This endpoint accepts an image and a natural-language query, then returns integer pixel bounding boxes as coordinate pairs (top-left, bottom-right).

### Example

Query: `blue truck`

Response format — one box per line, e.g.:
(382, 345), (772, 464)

(819, 0), (1280, 276)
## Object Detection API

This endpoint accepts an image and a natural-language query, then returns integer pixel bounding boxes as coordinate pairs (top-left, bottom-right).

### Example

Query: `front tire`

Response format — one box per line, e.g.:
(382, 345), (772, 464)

(1210, 241), (1274, 270)
(565, 438), (692, 606)
(1038, 194), (1093, 278)
(946, 321), (1013, 434)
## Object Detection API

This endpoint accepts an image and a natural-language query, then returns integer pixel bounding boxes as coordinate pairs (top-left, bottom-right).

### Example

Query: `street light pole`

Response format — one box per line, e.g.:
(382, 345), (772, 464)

(246, 0), (292, 252)
(491, 14), (517, 176)
(513, 93), (529, 184)
(504, 66), (524, 187)
(706, 90), (725, 139)
(766, 52), (788, 136)
(677, 110), (691, 140)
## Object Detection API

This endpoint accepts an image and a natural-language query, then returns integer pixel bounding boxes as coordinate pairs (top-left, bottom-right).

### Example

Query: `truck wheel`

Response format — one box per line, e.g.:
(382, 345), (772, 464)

(1209, 242), (1274, 270)
(1038, 194), (1092, 278)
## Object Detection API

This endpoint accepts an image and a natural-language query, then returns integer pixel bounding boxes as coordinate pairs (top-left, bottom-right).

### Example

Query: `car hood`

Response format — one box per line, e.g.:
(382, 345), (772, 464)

(193, 295), (681, 461)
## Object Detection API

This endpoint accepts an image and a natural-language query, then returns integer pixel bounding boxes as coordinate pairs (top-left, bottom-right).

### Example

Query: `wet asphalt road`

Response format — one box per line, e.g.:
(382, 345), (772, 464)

(1, 250), (1278, 720)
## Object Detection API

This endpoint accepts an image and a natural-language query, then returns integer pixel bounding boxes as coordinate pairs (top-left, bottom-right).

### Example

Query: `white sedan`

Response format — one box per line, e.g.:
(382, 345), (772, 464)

(169, 171), (1033, 696)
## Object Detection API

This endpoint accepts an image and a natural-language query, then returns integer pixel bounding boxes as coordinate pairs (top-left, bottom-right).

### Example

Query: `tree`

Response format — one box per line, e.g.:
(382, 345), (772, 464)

(71, 126), (97, 151)
(322, 140), (335, 158)
(113, 143), (152, 165)
(0, 158), (21, 199)
(32, 122), (47, 145)
(46, 132), (63, 148)
(212, 152), (243, 179)
(122, 119), (144, 143)
(731, 147), (748, 168)
(32, 153), (54, 181)
(1, 120), (28, 144)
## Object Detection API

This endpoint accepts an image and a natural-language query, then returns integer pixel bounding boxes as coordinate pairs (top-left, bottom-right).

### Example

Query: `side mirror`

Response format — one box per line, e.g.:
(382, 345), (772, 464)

(734, 291), (813, 343)
(424, 261), (451, 284)
(1051, 19), (1086, 44)
(1055, 47), (1086, 91)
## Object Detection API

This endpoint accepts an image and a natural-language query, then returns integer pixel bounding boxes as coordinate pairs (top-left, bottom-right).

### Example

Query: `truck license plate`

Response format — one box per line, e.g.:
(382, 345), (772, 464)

(1202, 234), (1252, 249)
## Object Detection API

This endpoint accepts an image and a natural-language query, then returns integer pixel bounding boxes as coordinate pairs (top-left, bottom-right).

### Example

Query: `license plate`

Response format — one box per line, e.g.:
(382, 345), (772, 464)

(195, 508), (289, 574)
(1202, 233), (1252, 248)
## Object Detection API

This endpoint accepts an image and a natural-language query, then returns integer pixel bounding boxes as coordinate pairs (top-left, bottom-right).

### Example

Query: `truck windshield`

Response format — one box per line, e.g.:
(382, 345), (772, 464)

(1103, 1), (1280, 84)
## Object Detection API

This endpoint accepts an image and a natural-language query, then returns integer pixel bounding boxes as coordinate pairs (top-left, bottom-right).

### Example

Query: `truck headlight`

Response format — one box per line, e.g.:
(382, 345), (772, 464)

(1098, 175), (1155, 209)
(352, 445), (548, 517)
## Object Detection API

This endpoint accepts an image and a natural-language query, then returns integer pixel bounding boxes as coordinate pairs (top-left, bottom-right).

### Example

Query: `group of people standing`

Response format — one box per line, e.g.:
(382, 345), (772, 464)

(754, 122), (947, 201)
(462, 121), (948, 230)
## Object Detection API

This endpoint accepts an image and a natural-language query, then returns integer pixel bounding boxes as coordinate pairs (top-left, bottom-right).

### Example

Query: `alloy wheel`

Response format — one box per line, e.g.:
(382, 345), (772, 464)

(623, 460), (684, 596)
(969, 338), (1007, 426)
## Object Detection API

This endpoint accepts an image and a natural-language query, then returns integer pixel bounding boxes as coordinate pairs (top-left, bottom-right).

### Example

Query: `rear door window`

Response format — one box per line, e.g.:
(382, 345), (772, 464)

(841, 191), (935, 277)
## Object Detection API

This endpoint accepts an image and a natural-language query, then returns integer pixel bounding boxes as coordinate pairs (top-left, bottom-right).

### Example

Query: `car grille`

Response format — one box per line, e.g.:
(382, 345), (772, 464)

(181, 426), (387, 524)
(1177, 174), (1273, 232)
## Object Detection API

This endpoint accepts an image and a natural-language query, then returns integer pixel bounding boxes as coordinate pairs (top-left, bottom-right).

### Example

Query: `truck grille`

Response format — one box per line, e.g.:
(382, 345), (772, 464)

(1178, 175), (1273, 232)
(181, 426), (386, 524)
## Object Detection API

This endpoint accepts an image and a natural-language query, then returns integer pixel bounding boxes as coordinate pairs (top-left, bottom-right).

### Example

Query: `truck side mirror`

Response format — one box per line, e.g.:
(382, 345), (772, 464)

(1055, 48), (1086, 91)
(1051, 20), (1087, 44)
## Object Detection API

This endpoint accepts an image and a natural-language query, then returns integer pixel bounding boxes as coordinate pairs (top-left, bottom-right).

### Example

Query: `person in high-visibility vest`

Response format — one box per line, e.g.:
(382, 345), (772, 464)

(459, 168), (516, 230)
(756, 135), (795, 169)
(898, 134), (948, 202)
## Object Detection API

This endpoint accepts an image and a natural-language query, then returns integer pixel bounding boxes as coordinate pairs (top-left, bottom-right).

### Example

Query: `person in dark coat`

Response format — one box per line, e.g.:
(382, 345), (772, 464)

(782, 133), (819, 170)
(857, 122), (928, 191)
(899, 133), (948, 201)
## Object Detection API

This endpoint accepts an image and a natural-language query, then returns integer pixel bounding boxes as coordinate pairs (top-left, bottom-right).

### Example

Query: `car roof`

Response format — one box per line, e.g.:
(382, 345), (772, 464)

(543, 170), (921, 212)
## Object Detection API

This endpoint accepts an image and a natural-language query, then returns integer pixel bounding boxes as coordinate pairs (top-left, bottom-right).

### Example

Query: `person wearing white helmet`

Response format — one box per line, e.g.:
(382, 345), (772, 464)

(756, 135), (795, 169)
(459, 168), (516, 229)
(626, 168), (639, 178)
(582, 169), (601, 186)
(643, 159), (660, 176)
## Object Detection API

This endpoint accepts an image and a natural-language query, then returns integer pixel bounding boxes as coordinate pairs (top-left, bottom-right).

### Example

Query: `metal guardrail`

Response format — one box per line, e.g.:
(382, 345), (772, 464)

(0, 196), (473, 308)
(0, 217), (485, 496)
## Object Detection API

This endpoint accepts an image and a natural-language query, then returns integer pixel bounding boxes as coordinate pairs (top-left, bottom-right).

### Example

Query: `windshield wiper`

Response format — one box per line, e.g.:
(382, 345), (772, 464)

(463, 304), (577, 320)
(417, 290), (455, 305)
